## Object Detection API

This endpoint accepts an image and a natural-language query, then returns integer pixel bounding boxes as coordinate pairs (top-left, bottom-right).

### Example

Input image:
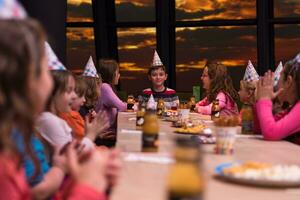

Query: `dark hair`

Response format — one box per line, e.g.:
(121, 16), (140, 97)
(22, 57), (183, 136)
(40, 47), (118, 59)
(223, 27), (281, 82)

(0, 19), (45, 175)
(206, 62), (239, 103)
(74, 75), (87, 97)
(148, 65), (167, 76)
(82, 76), (101, 108)
(46, 70), (74, 110)
(282, 56), (300, 101)
(98, 59), (119, 86)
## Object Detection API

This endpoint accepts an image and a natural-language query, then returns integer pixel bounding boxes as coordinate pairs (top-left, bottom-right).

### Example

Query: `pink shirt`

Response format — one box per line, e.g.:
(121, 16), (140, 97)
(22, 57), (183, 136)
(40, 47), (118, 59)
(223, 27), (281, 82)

(195, 92), (238, 116)
(256, 99), (300, 144)
(0, 154), (106, 200)
(96, 83), (127, 133)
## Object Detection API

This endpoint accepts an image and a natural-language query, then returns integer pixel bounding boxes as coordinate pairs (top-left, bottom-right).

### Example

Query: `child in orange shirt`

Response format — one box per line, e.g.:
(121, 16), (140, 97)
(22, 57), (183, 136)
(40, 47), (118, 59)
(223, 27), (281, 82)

(59, 76), (87, 140)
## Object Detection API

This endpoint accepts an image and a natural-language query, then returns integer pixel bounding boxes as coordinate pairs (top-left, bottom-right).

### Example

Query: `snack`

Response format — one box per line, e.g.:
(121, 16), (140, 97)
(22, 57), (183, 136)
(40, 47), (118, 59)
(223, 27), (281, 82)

(222, 161), (300, 183)
(175, 124), (206, 135)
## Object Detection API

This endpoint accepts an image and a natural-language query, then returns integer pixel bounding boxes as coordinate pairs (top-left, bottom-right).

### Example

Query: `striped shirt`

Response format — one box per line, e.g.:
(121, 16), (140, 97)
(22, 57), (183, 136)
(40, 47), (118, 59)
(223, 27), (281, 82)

(138, 87), (179, 108)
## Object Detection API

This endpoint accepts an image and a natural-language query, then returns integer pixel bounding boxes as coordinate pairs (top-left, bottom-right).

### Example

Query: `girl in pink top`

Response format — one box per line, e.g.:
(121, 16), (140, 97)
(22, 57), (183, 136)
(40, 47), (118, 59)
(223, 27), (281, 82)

(0, 19), (114, 199)
(256, 55), (300, 145)
(96, 59), (127, 146)
(195, 62), (239, 116)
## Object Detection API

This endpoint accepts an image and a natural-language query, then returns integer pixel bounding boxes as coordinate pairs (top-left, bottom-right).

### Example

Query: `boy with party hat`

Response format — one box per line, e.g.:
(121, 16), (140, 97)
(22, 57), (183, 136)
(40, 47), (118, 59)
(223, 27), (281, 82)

(238, 60), (260, 134)
(139, 50), (179, 109)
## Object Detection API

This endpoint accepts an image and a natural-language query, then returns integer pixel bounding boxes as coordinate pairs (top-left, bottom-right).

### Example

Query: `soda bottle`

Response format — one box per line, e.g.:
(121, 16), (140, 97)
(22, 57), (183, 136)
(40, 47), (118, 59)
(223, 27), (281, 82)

(167, 137), (203, 200)
(142, 112), (159, 152)
(211, 99), (220, 120)
(127, 95), (135, 111)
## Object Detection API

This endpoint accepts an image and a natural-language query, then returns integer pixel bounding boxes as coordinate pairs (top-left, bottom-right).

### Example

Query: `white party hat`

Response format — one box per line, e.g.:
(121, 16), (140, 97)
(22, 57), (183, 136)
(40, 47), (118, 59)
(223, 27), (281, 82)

(152, 50), (163, 66)
(243, 60), (259, 82)
(82, 56), (99, 78)
(274, 61), (283, 86)
(147, 94), (157, 110)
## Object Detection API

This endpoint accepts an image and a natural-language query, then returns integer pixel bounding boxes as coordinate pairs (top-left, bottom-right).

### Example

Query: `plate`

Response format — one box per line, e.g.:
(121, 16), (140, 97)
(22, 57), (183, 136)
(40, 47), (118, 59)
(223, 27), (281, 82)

(215, 162), (300, 188)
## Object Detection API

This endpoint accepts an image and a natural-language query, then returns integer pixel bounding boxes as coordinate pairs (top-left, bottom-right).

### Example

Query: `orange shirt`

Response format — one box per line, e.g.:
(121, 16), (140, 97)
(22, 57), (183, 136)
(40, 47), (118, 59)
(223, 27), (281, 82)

(59, 111), (85, 140)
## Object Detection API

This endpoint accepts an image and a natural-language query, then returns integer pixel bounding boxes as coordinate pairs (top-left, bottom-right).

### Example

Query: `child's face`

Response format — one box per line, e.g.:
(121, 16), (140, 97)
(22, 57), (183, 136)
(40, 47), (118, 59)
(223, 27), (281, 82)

(148, 68), (168, 88)
(71, 93), (86, 111)
(54, 76), (76, 113)
(238, 82), (250, 103)
(30, 55), (53, 114)
(201, 67), (210, 90)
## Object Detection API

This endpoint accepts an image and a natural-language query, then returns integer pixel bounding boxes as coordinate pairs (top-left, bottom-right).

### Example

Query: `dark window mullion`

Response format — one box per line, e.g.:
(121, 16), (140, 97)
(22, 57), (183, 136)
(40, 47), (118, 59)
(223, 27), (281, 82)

(270, 17), (300, 24)
(66, 22), (94, 27)
(112, 21), (156, 28)
(175, 19), (257, 27)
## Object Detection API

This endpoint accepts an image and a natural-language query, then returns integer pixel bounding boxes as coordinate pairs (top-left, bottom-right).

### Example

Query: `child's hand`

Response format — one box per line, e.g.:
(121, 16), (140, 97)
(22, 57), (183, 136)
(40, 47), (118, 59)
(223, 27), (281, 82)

(66, 141), (109, 193)
(85, 111), (110, 141)
(257, 70), (283, 100)
(87, 109), (97, 122)
(52, 147), (68, 173)
(106, 149), (122, 187)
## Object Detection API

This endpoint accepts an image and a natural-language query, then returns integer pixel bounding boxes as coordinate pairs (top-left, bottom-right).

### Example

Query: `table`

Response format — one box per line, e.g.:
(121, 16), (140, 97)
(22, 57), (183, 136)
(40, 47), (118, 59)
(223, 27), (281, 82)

(111, 112), (300, 200)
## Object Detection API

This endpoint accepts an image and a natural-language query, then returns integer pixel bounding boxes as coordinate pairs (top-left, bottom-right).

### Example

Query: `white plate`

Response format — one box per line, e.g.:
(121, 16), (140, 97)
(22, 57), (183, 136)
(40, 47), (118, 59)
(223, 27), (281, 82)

(215, 162), (300, 188)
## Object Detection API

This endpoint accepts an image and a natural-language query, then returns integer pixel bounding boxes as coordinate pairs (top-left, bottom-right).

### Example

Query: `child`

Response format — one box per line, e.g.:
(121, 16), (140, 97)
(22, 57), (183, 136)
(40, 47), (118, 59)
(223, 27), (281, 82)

(96, 59), (127, 146)
(36, 70), (104, 151)
(238, 61), (260, 134)
(195, 62), (239, 116)
(256, 54), (300, 144)
(79, 56), (101, 118)
(59, 70), (109, 141)
(0, 19), (112, 200)
(139, 50), (179, 108)
(59, 75), (87, 140)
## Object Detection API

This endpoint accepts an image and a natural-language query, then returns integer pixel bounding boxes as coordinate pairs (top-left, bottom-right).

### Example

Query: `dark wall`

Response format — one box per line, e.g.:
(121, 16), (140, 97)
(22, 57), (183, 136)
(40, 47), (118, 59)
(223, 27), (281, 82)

(19, 0), (67, 65)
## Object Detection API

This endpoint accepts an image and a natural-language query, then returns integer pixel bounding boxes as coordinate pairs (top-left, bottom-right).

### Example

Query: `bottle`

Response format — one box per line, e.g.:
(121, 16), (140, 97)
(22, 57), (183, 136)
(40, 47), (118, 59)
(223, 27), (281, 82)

(167, 137), (203, 200)
(127, 95), (135, 111)
(142, 112), (159, 152)
(157, 98), (165, 116)
(211, 99), (220, 120)
(189, 96), (196, 112)
(241, 104), (254, 134)
(136, 102), (146, 126)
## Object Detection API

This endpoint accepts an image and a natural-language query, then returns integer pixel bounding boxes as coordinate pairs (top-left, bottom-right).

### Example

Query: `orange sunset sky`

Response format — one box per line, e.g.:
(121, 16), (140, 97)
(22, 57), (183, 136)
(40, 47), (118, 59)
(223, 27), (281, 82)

(67, 0), (300, 93)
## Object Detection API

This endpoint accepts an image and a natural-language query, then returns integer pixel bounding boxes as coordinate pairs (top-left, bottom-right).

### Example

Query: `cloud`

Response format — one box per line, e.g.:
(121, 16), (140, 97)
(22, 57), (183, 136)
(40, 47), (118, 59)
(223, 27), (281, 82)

(176, 0), (256, 20)
(274, 0), (300, 17)
(116, 2), (155, 21)
(67, 2), (93, 22)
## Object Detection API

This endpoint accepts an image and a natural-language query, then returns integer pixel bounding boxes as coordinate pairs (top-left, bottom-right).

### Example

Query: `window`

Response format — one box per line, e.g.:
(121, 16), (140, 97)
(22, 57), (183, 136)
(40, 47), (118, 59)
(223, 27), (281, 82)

(66, 0), (300, 95)
(274, 0), (300, 18)
(176, 26), (257, 91)
(66, 27), (96, 74)
(66, 0), (95, 74)
(176, 0), (256, 21)
(117, 28), (156, 95)
(275, 24), (300, 64)
(116, 0), (155, 21)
